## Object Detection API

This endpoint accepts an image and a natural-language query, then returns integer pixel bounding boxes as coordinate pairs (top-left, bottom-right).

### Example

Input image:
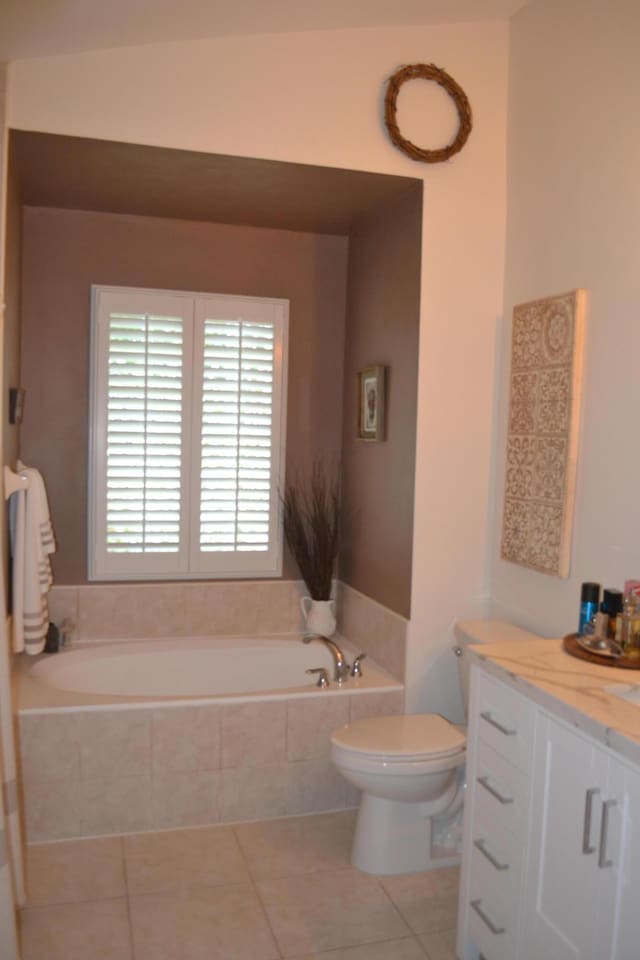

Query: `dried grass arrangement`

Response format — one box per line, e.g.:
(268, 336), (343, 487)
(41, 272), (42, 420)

(282, 464), (340, 601)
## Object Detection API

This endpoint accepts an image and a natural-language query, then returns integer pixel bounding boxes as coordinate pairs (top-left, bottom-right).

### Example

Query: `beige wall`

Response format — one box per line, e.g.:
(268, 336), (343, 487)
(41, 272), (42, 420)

(0, 60), (23, 953)
(20, 207), (348, 584)
(340, 190), (421, 617)
(490, 0), (640, 636)
(8, 22), (509, 711)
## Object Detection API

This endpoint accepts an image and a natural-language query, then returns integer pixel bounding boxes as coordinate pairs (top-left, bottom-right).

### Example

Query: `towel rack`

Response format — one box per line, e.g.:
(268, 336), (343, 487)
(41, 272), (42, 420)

(4, 466), (30, 500)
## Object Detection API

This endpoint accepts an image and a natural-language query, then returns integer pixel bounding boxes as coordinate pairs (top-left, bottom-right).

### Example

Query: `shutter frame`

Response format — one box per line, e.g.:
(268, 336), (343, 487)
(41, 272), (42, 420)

(89, 286), (288, 581)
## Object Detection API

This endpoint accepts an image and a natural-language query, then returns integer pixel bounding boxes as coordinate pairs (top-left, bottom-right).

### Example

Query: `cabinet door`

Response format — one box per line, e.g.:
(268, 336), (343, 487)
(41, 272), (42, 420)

(606, 758), (640, 960)
(522, 714), (608, 960)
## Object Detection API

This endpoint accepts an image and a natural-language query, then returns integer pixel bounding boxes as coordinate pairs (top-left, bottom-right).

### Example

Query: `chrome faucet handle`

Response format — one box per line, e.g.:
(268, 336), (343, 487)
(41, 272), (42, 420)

(350, 653), (367, 678)
(306, 667), (330, 688)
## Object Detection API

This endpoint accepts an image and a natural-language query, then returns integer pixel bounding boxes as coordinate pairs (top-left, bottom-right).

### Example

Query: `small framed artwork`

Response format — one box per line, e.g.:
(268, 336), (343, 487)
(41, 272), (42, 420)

(8, 387), (25, 425)
(357, 365), (386, 441)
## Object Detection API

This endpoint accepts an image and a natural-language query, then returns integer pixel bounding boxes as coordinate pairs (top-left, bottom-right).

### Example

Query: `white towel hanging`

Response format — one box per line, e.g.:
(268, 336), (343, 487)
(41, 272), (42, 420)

(7, 464), (56, 655)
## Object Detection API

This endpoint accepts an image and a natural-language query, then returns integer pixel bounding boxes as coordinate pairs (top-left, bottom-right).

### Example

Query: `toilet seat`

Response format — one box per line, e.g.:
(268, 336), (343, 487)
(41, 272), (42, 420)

(331, 713), (466, 775)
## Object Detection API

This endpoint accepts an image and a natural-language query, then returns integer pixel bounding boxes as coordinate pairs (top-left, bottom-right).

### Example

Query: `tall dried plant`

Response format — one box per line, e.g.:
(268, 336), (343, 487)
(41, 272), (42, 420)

(282, 464), (340, 601)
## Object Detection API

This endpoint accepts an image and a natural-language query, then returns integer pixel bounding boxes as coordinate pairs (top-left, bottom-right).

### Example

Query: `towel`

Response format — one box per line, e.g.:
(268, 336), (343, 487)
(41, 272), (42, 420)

(9, 466), (56, 655)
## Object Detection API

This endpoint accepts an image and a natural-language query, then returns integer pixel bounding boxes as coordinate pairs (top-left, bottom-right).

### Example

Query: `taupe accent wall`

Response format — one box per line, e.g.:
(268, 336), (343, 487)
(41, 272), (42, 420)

(3, 162), (21, 472)
(20, 207), (348, 583)
(339, 190), (422, 618)
(2, 161), (22, 602)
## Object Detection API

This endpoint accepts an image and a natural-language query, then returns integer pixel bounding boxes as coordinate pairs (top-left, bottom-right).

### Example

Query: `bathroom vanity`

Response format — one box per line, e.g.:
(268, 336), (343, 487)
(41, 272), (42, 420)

(456, 634), (640, 960)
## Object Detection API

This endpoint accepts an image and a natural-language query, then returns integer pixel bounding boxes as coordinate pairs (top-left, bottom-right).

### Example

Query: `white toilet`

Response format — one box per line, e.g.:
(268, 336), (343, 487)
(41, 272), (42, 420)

(330, 618), (539, 875)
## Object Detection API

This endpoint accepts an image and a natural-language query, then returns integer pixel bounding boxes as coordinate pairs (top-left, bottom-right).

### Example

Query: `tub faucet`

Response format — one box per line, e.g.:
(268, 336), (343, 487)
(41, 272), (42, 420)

(303, 634), (350, 683)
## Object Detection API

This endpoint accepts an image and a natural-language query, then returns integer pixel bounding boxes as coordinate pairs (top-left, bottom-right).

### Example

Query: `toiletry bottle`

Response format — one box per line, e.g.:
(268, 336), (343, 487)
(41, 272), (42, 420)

(627, 601), (640, 661)
(579, 582), (600, 635)
(618, 594), (634, 651)
(602, 588), (623, 642)
(620, 594), (640, 659)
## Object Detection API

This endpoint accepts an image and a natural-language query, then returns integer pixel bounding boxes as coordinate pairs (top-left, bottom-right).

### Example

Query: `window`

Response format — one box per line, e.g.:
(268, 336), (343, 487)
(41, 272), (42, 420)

(89, 286), (288, 580)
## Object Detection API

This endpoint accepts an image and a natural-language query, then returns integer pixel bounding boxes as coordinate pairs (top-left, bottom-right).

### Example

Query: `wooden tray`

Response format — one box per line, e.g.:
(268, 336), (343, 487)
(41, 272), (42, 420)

(563, 633), (640, 670)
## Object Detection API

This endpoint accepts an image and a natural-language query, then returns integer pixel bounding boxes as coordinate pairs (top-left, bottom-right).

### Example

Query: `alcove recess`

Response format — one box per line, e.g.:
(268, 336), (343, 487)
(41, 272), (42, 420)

(5, 130), (422, 618)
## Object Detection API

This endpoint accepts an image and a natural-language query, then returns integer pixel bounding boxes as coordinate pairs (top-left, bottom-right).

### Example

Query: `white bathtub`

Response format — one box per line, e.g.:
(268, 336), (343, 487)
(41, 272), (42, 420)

(20, 634), (400, 708)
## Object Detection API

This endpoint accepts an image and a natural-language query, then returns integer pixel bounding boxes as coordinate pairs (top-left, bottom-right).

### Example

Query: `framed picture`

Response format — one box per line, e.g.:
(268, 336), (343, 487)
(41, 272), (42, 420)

(357, 365), (386, 441)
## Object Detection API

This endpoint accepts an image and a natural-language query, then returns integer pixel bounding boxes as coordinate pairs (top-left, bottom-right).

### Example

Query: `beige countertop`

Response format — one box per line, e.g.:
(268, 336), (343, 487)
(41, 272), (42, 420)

(469, 637), (640, 768)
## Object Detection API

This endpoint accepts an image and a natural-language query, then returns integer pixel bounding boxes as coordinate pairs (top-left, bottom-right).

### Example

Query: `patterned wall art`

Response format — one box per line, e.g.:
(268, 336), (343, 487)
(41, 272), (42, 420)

(500, 290), (586, 578)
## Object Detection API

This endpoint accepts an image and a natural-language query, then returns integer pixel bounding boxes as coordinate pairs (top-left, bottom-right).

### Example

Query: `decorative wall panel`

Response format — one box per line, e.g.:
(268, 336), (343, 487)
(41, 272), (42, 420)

(500, 290), (585, 577)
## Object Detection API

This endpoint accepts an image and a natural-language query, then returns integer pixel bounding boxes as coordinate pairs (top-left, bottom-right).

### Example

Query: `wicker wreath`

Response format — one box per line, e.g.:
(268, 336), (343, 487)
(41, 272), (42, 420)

(384, 63), (473, 164)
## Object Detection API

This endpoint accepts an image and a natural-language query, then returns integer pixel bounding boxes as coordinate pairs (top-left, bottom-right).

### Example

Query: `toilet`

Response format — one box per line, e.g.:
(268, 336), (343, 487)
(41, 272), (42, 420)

(330, 618), (539, 875)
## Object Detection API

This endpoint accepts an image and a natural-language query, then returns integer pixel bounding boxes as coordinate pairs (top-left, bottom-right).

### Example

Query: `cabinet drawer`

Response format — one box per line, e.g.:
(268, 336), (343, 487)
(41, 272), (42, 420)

(474, 742), (528, 837)
(467, 885), (516, 960)
(475, 671), (534, 770)
(469, 826), (522, 920)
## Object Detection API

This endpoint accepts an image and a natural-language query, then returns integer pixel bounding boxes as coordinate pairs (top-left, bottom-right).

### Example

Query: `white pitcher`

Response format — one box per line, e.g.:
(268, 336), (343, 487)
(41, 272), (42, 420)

(300, 597), (337, 637)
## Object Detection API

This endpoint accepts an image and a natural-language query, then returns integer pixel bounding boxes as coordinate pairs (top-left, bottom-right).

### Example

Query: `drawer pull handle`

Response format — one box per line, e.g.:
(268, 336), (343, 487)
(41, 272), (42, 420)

(471, 898), (505, 935)
(480, 711), (516, 736)
(474, 838), (509, 871)
(598, 798), (617, 869)
(477, 775), (513, 805)
(582, 787), (600, 855)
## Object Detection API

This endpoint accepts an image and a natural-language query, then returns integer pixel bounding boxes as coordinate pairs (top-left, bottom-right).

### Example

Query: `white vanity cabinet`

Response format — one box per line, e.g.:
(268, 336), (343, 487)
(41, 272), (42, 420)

(522, 713), (640, 960)
(607, 755), (640, 956)
(457, 669), (535, 960)
(457, 662), (640, 960)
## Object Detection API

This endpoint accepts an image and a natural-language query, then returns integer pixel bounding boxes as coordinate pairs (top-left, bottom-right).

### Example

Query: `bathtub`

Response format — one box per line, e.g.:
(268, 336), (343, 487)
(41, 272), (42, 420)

(16, 635), (404, 841)
(20, 634), (400, 706)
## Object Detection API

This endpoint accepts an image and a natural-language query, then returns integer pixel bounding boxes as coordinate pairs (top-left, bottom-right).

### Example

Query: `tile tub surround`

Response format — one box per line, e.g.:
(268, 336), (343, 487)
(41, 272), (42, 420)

(19, 811), (459, 960)
(337, 582), (407, 680)
(18, 688), (404, 842)
(47, 580), (408, 682)
(47, 579), (311, 643)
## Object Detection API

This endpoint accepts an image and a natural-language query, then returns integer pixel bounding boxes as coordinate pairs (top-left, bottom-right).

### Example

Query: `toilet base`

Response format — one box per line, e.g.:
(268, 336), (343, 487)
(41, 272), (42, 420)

(351, 791), (459, 875)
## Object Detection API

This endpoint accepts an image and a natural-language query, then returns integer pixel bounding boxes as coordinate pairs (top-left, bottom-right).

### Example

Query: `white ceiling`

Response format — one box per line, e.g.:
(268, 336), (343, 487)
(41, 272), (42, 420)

(0, 0), (529, 61)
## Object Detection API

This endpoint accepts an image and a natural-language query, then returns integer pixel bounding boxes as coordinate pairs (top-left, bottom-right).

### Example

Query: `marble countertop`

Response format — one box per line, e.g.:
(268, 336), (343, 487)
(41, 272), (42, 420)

(468, 636), (640, 768)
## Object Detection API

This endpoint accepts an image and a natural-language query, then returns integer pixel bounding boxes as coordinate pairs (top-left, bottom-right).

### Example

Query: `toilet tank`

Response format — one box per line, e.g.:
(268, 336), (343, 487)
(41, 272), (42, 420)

(454, 619), (541, 716)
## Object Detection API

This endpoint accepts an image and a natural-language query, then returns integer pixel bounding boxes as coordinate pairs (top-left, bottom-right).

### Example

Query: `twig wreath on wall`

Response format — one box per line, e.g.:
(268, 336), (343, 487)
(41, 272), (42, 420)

(384, 63), (473, 163)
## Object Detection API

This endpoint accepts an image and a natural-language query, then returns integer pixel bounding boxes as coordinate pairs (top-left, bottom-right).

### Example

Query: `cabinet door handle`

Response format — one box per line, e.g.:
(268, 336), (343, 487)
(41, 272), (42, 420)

(582, 787), (600, 855)
(477, 775), (514, 805)
(480, 711), (516, 736)
(598, 798), (617, 868)
(471, 899), (505, 935)
(474, 838), (509, 871)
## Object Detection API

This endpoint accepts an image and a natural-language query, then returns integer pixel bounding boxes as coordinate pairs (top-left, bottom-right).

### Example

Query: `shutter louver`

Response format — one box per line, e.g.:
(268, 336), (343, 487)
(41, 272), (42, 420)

(200, 319), (275, 553)
(106, 313), (184, 554)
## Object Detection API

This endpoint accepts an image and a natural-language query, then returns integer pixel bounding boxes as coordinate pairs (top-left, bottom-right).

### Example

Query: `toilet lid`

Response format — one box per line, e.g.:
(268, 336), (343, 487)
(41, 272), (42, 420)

(331, 714), (465, 761)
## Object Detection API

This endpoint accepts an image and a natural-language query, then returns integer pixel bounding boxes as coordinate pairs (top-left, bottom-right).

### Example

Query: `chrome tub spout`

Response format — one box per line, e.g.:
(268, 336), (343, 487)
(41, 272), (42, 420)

(303, 634), (350, 683)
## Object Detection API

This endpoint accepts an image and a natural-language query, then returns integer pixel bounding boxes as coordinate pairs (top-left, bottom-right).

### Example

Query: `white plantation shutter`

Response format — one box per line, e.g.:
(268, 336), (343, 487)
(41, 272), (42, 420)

(106, 314), (184, 553)
(90, 287), (287, 580)
(190, 297), (286, 576)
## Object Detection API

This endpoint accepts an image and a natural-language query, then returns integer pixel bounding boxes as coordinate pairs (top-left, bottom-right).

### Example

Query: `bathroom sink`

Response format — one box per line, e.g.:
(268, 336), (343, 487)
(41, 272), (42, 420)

(605, 684), (640, 707)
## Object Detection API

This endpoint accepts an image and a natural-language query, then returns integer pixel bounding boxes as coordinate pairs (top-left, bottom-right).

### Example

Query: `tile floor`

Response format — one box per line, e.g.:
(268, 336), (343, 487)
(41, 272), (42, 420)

(19, 810), (458, 960)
